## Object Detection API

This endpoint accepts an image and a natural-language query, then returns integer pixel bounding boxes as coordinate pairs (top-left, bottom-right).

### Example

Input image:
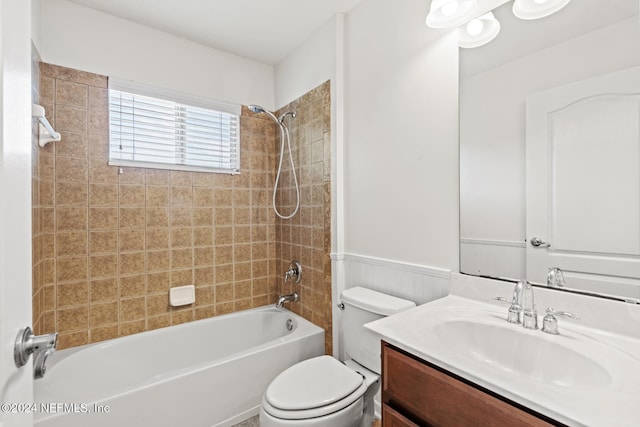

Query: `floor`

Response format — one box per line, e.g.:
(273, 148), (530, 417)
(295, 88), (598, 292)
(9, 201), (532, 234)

(231, 416), (382, 426)
(231, 416), (260, 427)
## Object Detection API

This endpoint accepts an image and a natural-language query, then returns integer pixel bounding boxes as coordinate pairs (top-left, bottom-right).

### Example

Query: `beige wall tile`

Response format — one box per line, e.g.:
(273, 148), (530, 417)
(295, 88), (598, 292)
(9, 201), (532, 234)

(170, 171), (192, 187)
(90, 302), (118, 327)
(146, 208), (170, 228)
(194, 267), (213, 287)
(42, 63), (107, 87)
(193, 208), (213, 226)
(119, 208), (145, 228)
(55, 80), (87, 109)
(119, 229), (145, 253)
(119, 185), (145, 207)
(146, 250), (170, 272)
(56, 106), (86, 133)
(89, 184), (118, 206)
(120, 275), (146, 298)
(120, 297), (146, 322)
(89, 207), (118, 230)
(146, 314), (170, 331)
(170, 308), (194, 325)
(171, 186), (192, 206)
(88, 86), (107, 111)
(146, 169), (170, 185)
(57, 282), (88, 308)
(55, 181), (88, 206)
(57, 331), (88, 349)
(171, 249), (193, 269)
(90, 325), (119, 342)
(57, 306), (89, 332)
(119, 320), (145, 337)
(90, 254), (117, 278)
(119, 252), (145, 275)
(88, 109), (108, 136)
(193, 227), (213, 247)
(57, 207), (88, 231)
(171, 207), (192, 227)
(56, 155), (88, 185)
(57, 257), (88, 282)
(146, 228), (169, 251)
(90, 278), (118, 303)
(146, 185), (169, 206)
(147, 272), (170, 294)
(171, 228), (193, 248)
(170, 269), (192, 286)
(90, 230), (118, 254)
(194, 247), (213, 267)
(56, 232), (87, 257)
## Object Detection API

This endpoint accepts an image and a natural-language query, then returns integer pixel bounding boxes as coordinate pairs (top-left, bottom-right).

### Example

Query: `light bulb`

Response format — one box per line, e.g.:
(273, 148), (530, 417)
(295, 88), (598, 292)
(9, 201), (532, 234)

(466, 19), (484, 36)
(441, 1), (460, 17)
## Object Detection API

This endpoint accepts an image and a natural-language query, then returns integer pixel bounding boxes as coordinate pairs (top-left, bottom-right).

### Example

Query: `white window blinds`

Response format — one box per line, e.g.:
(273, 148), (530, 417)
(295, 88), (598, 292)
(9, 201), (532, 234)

(108, 83), (240, 174)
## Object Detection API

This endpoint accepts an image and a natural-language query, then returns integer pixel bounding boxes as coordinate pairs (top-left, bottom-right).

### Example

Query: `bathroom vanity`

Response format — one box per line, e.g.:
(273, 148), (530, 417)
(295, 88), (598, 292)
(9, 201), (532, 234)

(381, 342), (556, 426)
(366, 273), (640, 427)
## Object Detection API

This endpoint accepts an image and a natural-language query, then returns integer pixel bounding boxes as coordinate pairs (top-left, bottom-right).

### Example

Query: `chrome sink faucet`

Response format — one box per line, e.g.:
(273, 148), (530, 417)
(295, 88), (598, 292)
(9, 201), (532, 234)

(276, 292), (298, 308)
(520, 281), (538, 330)
(547, 267), (566, 288)
(495, 280), (538, 329)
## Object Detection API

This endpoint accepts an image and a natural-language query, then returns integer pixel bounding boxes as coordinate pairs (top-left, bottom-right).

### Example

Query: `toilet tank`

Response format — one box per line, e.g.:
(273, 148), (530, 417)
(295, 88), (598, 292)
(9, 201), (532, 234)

(340, 287), (415, 374)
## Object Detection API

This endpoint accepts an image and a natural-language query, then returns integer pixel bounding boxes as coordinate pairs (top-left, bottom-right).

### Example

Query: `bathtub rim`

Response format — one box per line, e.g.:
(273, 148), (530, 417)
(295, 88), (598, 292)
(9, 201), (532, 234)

(44, 305), (320, 368)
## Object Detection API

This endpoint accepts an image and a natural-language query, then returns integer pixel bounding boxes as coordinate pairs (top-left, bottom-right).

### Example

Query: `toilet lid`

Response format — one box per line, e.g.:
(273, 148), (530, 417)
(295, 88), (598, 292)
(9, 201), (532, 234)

(265, 356), (364, 411)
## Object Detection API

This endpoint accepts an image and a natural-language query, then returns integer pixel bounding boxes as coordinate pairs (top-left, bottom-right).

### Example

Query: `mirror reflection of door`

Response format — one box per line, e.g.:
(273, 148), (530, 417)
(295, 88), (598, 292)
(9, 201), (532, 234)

(459, 0), (640, 300)
(526, 67), (640, 299)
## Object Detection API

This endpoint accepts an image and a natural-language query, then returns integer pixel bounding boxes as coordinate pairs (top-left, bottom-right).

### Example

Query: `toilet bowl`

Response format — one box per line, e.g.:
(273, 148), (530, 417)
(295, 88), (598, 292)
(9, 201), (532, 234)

(259, 287), (415, 427)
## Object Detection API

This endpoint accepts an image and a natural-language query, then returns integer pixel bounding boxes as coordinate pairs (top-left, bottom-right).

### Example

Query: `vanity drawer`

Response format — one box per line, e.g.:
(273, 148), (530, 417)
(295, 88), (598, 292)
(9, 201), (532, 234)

(382, 404), (419, 427)
(382, 342), (557, 427)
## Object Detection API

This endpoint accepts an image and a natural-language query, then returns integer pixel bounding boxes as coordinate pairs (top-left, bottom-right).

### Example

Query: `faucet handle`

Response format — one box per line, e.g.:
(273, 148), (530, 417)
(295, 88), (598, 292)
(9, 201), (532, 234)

(494, 296), (522, 324)
(542, 307), (579, 335)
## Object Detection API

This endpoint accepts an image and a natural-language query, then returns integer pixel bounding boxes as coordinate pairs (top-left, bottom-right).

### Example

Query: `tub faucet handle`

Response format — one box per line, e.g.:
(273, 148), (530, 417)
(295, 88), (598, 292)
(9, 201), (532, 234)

(284, 260), (302, 284)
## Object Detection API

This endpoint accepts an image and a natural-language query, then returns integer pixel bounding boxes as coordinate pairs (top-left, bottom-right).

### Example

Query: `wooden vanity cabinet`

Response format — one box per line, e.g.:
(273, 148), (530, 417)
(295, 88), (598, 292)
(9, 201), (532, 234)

(381, 342), (561, 427)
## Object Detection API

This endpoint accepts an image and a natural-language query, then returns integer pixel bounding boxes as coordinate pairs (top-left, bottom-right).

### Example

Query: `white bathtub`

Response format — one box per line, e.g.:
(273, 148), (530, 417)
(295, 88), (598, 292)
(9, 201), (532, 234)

(34, 306), (324, 427)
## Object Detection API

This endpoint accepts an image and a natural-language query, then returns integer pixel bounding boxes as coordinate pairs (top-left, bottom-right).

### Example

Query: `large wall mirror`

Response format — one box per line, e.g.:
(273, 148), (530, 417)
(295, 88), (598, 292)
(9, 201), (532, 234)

(460, 0), (640, 301)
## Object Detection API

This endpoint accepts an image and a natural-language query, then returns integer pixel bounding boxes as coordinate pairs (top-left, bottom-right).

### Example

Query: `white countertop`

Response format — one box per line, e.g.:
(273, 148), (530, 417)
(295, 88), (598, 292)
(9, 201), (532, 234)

(365, 285), (640, 427)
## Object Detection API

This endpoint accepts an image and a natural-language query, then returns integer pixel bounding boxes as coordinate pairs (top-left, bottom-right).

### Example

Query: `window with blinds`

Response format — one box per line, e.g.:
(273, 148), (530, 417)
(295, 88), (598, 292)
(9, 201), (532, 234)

(108, 84), (240, 174)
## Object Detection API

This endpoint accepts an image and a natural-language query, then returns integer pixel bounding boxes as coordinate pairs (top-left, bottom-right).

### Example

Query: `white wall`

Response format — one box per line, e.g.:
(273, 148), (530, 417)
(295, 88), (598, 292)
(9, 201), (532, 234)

(31, 0), (42, 51)
(343, 0), (460, 270)
(274, 16), (338, 110)
(460, 17), (640, 278)
(38, 0), (275, 109)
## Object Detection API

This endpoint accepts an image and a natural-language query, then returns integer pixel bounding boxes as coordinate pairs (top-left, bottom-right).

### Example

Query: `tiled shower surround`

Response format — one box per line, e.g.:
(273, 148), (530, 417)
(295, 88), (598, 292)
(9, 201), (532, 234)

(31, 63), (332, 351)
(275, 82), (332, 354)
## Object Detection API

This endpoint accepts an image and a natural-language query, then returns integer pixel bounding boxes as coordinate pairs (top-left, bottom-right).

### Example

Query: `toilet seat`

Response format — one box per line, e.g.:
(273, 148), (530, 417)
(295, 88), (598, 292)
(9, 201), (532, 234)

(263, 356), (368, 420)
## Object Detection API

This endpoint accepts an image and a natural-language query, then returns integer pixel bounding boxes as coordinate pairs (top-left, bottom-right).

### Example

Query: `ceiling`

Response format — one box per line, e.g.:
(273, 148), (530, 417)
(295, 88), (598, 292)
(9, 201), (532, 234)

(461, 0), (639, 78)
(68, 0), (366, 65)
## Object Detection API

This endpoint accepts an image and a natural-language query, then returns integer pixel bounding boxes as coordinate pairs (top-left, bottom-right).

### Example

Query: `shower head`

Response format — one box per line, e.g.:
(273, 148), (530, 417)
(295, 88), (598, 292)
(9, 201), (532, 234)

(278, 111), (296, 123)
(248, 104), (280, 125)
(248, 105), (265, 114)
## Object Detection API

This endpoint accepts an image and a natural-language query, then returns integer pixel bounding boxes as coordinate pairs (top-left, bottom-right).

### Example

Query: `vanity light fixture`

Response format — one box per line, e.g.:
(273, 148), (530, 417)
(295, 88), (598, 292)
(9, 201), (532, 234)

(458, 12), (500, 48)
(426, 0), (478, 29)
(512, 0), (571, 20)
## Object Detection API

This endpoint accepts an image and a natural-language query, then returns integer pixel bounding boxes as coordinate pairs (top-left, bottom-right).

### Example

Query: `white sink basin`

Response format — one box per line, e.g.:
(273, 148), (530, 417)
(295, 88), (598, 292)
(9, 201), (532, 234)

(432, 320), (611, 388)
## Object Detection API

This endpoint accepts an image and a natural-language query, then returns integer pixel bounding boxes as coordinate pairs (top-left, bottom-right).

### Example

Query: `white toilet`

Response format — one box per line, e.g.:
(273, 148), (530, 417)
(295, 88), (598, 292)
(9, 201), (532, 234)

(260, 287), (416, 427)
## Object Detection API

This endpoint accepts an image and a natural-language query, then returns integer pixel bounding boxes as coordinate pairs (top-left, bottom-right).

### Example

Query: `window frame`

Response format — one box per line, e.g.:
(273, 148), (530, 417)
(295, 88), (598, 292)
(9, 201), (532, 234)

(108, 79), (241, 175)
